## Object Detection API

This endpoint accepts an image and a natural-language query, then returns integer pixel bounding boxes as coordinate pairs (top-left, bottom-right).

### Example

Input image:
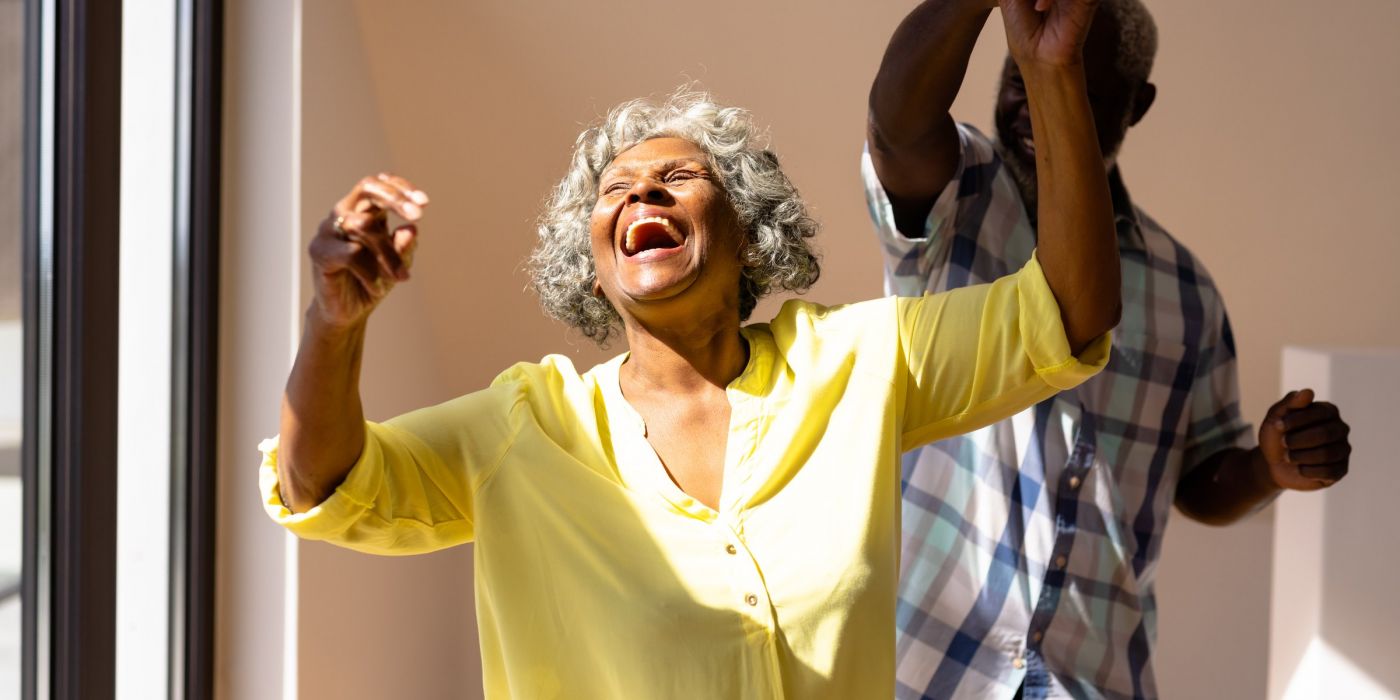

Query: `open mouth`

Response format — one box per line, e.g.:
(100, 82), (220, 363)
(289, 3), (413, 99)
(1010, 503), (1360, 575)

(622, 215), (685, 257)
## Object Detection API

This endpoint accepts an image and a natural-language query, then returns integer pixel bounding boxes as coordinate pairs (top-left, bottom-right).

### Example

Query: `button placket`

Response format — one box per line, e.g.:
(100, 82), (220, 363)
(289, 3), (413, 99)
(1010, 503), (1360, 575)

(721, 521), (774, 627)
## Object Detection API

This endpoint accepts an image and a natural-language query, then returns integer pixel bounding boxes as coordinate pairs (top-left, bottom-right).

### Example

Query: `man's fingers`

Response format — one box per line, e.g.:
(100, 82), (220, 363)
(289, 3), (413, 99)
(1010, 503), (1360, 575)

(1286, 388), (1315, 410)
(1297, 462), (1348, 483)
(1286, 442), (1352, 465)
(1282, 401), (1340, 433)
(1284, 420), (1350, 451)
(1264, 391), (1298, 427)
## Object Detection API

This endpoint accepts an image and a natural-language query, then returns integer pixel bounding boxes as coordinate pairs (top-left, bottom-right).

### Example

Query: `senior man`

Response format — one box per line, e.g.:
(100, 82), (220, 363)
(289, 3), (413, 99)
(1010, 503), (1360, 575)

(862, 0), (1353, 697)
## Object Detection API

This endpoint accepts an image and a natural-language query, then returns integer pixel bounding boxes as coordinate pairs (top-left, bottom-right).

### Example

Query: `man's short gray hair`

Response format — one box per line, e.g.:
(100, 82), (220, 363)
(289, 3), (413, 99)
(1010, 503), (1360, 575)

(529, 88), (821, 345)
(1103, 0), (1158, 85)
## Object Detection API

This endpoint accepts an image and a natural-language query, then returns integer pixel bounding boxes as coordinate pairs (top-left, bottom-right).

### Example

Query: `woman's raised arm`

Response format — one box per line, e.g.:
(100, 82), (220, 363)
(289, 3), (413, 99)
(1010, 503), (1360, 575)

(1001, 0), (1121, 351)
(277, 173), (427, 513)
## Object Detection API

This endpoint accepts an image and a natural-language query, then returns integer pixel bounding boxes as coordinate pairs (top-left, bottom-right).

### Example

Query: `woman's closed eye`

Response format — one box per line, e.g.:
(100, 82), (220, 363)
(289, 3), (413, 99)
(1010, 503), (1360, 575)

(665, 169), (701, 183)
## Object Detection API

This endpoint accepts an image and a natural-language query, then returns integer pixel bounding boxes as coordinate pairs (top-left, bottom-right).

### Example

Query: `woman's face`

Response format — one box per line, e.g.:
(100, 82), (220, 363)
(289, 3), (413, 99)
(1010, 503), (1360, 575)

(589, 137), (745, 325)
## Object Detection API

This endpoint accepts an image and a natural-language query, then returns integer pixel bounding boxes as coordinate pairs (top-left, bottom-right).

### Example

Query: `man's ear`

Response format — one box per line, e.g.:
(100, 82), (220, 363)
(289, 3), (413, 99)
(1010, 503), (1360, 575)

(1129, 82), (1157, 127)
(591, 279), (605, 298)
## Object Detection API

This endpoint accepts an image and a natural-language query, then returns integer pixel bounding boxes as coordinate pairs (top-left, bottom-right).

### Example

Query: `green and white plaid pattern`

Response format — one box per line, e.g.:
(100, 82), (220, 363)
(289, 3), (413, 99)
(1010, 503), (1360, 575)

(863, 124), (1253, 700)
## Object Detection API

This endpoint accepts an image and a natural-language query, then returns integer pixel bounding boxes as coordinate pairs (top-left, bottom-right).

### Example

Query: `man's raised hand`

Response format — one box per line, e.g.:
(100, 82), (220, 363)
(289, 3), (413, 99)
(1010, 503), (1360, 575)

(308, 173), (428, 329)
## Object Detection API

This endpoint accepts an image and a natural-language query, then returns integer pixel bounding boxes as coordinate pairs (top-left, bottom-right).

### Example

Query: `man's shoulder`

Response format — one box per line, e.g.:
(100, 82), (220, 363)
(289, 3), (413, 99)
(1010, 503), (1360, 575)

(952, 122), (1002, 169)
(1132, 207), (1230, 310)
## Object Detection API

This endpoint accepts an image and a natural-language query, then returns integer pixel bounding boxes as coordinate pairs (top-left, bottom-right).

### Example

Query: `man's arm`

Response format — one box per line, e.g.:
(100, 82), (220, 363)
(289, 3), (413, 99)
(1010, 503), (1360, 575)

(1176, 389), (1351, 525)
(867, 0), (997, 237)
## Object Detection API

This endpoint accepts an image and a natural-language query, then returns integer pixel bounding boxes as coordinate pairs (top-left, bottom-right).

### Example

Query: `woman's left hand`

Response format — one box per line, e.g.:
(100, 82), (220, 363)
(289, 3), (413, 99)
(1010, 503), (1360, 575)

(999, 0), (1099, 69)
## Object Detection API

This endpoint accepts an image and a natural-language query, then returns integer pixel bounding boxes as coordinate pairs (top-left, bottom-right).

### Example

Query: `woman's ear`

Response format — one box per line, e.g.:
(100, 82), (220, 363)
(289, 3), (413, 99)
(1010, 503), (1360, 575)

(591, 279), (605, 298)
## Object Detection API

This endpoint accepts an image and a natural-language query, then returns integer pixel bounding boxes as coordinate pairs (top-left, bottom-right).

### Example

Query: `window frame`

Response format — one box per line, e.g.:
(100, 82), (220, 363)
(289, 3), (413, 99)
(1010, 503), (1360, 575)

(19, 0), (223, 696)
(21, 0), (124, 697)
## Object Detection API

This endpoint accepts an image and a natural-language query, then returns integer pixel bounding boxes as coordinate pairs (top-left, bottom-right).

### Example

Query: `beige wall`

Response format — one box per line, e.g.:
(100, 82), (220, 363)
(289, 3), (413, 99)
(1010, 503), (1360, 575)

(218, 0), (301, 697)
(242, 0), (1400, 697)
(1272, 349), (1400, 699)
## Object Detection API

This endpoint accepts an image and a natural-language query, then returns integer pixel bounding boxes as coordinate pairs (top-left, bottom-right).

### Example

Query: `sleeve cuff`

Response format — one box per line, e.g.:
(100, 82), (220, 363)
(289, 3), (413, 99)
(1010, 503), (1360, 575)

(1016, 252), (1113, 390)
(861, 127), (969, 245)
(259, 422), (387, 541)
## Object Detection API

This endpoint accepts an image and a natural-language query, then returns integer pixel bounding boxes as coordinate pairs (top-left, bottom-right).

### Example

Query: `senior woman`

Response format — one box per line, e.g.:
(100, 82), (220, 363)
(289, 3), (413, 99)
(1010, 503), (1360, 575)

(263, 1), (1119, 696)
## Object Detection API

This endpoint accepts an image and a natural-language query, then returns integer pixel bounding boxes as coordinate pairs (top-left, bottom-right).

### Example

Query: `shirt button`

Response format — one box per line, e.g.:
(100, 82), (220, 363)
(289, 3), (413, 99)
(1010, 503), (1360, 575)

(725, 544), (738, 555)
(745, 594), (759, 607)
(1055, 555), (1068, 569)
(1068, 475), (1082, 489)
(1031, 630), (1044, 643)
(1012, 656), (1026, 670)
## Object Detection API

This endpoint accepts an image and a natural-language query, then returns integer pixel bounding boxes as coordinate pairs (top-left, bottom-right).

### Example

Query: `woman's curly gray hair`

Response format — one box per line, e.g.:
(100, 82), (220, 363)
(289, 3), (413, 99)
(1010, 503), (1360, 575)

(529, 89), (821, 345)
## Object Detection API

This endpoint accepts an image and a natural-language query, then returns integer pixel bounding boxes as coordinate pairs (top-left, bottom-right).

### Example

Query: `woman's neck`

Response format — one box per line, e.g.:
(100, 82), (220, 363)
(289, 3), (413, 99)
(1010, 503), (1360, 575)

(620, 311), (748, 396)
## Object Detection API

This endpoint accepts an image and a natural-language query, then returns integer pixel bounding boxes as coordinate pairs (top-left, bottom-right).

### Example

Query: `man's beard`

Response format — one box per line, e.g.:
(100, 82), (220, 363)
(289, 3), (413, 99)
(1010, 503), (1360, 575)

(994, 113), (1129, 219)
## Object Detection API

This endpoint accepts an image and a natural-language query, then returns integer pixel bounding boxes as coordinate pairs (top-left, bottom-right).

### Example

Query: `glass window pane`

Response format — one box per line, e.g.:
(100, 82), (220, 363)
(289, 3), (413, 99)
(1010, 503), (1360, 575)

(0, 0), (25, 695)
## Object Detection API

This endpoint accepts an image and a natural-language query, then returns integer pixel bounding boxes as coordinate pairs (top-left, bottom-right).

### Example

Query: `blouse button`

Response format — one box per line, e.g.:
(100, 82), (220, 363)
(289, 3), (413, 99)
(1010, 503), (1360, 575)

(1055, 555), (1068, 569)
(745, 594), (759, 607)
(725, 544), (738, 555)
(1068, 475), (1082, 489)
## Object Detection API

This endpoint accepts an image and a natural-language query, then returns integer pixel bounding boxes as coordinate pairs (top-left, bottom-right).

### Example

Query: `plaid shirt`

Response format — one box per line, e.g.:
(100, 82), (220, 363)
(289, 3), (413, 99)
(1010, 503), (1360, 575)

(862, 124), (1253, 700)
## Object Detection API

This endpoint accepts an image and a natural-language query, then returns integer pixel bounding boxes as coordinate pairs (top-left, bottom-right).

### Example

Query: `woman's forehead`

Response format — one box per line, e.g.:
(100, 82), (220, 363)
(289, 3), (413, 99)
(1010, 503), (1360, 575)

(604, 137), (707, 175)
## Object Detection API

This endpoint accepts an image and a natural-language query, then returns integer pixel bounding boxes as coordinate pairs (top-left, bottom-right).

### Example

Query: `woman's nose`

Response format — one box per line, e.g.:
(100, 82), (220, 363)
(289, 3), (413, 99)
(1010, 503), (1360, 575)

(626, 178), (670, 205)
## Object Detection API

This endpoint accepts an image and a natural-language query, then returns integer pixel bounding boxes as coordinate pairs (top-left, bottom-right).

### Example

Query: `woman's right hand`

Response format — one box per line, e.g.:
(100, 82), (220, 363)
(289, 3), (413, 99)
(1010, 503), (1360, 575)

(308, 173), (429, 329)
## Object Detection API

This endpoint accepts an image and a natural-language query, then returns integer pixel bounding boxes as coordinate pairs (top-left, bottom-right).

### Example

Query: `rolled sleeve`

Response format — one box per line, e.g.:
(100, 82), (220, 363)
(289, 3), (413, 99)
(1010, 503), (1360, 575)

(260, 420), (476, 555)
(1015, 252), (1113, 390)
(260, 423), (389, 542)
(862, 123), (1006, 297)
(259, 378), (528, 555)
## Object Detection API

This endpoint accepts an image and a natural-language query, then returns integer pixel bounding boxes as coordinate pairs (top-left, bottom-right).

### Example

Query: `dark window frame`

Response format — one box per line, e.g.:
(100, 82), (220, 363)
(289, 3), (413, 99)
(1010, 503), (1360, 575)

(169, 0), (222, 698)
(20, 0), (222, 696)
(21, 0), (123, 697)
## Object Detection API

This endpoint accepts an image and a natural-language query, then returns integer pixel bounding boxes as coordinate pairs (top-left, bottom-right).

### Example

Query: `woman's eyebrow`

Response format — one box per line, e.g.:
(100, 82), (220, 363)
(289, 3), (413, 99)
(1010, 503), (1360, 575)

(601, 158), (707, 181)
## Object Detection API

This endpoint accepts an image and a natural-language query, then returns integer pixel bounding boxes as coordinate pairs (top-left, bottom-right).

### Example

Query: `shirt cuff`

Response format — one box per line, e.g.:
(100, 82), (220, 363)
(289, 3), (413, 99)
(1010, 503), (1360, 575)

(1016, 252), (1112, 390)
(259, 422), (387, 541)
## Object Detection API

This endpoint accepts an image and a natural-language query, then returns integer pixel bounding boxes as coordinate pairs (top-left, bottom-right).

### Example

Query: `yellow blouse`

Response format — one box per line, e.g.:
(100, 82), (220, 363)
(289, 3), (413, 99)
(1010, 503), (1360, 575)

(260, 255), (1109, 699)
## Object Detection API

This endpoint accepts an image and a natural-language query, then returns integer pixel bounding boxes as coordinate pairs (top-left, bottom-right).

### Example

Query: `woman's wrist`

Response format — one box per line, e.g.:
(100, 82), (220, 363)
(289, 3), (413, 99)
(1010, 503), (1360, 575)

(304, 303), (367, 343)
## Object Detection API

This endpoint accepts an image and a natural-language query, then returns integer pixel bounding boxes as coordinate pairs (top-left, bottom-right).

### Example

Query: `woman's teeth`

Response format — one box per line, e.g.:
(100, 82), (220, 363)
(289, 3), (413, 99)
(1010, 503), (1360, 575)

(624, 216), (684, 254)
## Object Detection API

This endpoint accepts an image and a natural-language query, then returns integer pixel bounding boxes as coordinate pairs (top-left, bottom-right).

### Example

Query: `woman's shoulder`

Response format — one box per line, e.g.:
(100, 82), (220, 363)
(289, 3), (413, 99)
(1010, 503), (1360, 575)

(491, 353), (623, 394)
(759, 295), (899, 332)
(749, 296), (903, 363)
